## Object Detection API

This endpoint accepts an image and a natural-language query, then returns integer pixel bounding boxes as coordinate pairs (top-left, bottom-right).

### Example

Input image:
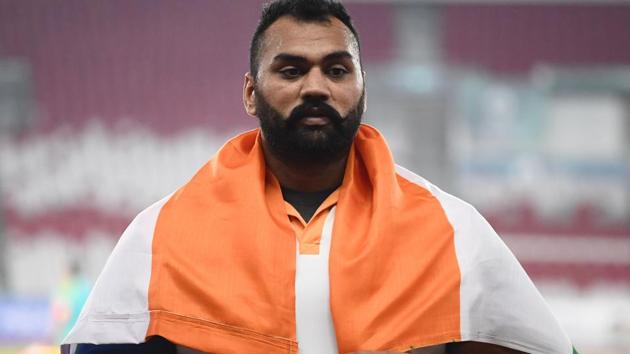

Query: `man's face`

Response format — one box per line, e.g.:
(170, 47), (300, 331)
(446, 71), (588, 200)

(243, 16), (365, 164)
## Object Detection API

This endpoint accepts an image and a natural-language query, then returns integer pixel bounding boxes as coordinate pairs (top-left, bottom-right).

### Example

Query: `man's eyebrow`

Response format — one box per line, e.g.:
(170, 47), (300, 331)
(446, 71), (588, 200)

(272, 53), (308, 64)
(272, 51), (354, 64)
(322, 51), (354, 62)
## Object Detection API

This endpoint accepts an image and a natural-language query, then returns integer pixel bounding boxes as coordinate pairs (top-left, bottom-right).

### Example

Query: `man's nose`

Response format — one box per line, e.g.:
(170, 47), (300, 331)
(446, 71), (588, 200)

(300, 68), (330, 101)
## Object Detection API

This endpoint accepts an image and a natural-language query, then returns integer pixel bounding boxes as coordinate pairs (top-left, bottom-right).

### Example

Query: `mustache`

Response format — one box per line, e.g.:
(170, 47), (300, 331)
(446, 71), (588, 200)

(286, 98), (343, 126)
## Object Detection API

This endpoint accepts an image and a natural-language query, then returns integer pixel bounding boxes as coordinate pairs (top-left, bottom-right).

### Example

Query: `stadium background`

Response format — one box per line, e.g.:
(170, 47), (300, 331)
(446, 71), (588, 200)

(0, 0), (629, 353)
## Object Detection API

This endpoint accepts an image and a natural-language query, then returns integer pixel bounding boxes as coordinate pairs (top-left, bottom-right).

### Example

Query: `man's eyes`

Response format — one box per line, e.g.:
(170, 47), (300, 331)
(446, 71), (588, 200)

(327, 66), (349, 78)
(277, 66), (350, 79)
(279, 67), (302, 79)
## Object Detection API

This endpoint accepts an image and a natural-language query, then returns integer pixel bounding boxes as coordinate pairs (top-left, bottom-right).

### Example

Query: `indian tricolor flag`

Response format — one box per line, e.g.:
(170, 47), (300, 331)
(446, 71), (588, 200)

(62, 126), (577, 353)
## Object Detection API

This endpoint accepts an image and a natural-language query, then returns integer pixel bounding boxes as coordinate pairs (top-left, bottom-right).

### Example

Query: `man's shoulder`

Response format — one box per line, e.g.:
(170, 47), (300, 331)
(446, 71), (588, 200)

(393, 163), (502, 247)
(394, 164), (478, 218)
(130, 192), (175, 227)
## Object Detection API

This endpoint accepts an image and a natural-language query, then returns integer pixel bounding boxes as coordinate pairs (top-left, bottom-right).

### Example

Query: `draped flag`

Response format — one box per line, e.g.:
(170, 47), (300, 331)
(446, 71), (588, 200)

(62, 125), (576, 354)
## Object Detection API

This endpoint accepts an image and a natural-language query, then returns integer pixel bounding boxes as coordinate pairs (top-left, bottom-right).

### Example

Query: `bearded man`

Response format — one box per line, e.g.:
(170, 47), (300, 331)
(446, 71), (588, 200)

(61, 1), (577, 353)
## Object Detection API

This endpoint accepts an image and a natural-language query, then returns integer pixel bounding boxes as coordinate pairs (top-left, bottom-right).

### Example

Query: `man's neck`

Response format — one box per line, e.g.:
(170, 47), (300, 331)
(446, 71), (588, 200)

(261, 141), (347, 192)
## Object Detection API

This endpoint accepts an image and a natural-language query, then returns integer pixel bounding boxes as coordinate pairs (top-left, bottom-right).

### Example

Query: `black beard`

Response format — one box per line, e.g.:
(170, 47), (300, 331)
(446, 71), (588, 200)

(255, 91), (364, 165)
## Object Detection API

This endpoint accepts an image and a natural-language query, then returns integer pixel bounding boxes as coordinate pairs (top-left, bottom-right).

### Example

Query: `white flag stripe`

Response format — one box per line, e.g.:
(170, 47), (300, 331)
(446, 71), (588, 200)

(62, 193), (172, 346)
(395, 165), (573, 354)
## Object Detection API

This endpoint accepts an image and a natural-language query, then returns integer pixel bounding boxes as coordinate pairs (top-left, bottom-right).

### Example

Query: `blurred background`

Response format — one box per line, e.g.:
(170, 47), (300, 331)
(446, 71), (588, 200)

(0, 0), (629, 353)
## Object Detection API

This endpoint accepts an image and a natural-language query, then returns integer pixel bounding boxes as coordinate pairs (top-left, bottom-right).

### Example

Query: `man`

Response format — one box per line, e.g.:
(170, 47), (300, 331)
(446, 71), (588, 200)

(62, 1), (577, 353)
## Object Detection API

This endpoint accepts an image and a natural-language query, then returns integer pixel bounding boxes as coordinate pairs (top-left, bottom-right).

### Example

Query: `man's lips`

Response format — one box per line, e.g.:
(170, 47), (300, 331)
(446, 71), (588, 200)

(300, 116), (331, 126)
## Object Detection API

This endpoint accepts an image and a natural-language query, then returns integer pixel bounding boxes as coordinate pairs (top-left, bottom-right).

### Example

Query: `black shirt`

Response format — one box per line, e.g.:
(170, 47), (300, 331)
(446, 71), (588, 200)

(280, 185), (338, 222)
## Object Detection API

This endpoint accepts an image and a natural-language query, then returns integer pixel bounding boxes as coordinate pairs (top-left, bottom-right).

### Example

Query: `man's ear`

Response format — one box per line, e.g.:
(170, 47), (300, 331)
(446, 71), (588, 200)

(243, 72), (257, 117)
(362, 70), (367, 114)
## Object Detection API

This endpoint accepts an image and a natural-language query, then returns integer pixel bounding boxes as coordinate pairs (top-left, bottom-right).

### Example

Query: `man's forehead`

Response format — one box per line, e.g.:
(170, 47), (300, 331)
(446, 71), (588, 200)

(260, 16), (359, 63)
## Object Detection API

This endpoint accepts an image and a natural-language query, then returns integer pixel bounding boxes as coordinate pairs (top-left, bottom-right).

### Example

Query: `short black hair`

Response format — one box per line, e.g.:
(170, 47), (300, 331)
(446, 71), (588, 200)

(249, 0), (360, 79)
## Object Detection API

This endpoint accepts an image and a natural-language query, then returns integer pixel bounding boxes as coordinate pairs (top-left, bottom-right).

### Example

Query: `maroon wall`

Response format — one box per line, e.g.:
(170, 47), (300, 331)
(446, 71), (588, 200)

(444, 5), (630, 74)
(0, 0), (393, 134)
